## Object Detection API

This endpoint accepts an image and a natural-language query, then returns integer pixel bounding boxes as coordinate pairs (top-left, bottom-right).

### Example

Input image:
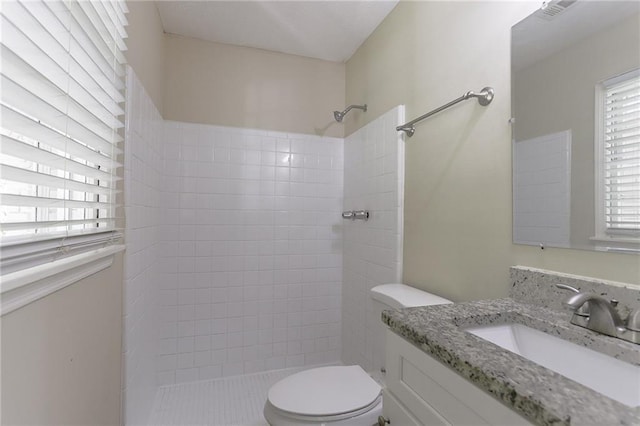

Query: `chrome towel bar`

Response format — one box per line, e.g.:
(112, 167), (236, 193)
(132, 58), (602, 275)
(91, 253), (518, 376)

(396, 87), (494, 137)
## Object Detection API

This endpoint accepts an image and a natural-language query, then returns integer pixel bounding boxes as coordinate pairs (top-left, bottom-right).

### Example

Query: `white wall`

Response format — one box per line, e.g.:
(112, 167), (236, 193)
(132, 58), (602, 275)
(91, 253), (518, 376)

(122, 68), (165, 425)
(156, 122), (344, 385)
(342, 106), (405, 372)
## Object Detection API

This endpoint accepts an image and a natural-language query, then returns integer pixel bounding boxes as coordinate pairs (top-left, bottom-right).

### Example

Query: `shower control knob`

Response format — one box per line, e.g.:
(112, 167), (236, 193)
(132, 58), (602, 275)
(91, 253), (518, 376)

(377, 415), (390, 425)
(354, 210), (369, 220)
(342, 211), (354, 220)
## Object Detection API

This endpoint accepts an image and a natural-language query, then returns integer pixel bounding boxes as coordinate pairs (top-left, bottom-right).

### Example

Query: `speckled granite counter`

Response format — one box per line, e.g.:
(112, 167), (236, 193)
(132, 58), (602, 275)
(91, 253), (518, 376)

(382, 297), (640, 426)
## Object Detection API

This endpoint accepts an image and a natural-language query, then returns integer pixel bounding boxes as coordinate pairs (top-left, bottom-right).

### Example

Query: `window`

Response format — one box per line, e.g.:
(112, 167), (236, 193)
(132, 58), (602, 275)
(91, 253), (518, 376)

(595, 69), (640, 243)
(0, 0), (127, 276)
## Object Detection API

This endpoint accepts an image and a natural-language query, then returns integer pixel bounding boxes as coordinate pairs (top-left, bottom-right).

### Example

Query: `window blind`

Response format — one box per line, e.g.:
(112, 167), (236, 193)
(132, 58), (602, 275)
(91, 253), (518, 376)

(602, 71), (640, 234)
(0, 0), (127, 272)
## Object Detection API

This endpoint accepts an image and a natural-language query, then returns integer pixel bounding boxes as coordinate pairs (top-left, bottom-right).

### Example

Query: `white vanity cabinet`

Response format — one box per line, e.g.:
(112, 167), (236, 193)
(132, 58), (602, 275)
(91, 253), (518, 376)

(382, 331), (533, 426)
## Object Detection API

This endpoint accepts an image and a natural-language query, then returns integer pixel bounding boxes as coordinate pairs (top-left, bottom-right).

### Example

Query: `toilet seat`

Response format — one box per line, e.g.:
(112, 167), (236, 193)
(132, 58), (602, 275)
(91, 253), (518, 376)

(264, 396), (382, 424)
(265, 365), (382, 423)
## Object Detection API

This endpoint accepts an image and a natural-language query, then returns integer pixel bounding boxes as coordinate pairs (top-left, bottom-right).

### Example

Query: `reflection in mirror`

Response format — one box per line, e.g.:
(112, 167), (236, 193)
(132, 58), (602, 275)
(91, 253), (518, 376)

(511, 1), (640, 252)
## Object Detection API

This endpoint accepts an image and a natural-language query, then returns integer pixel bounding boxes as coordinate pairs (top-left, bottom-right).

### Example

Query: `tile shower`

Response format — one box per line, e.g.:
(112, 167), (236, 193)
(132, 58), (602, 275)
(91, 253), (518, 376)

(123, 68), (405, 424)
(341, 106), (405, 372)
(157, 120), (344, 386)
(123, 69), (164, 425)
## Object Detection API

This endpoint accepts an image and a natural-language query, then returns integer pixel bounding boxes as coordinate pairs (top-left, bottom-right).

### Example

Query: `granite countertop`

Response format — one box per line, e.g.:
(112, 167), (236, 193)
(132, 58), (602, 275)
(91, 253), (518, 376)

(382, 298), (640, 426)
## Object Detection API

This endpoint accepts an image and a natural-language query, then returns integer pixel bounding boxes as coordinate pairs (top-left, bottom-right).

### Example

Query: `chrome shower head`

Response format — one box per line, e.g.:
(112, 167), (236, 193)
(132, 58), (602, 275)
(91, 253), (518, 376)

(332, 104), (367, 122)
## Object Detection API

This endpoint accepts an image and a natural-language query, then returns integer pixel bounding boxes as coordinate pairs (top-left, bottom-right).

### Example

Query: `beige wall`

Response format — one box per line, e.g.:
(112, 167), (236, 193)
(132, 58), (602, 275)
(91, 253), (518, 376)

(1, 2), (167, 424)
(126, 1), (166, 113)
(346, 1), (639, 302)
(513, 14), (640, 248)
(163, 34), (346, 137)
(1, 254), (124, 425)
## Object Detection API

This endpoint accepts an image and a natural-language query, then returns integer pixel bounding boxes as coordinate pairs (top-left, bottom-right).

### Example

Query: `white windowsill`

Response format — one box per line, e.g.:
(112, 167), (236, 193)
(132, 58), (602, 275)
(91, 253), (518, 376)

(590, 235), (640, 244)
(589, 236), (640, 253)
(0, 245), (125, 316)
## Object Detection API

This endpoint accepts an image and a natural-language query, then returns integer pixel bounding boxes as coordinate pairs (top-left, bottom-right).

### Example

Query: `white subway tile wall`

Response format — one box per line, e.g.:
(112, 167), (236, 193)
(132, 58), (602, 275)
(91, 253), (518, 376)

(157, 122), (344, 385)
(123, 68), (165, 424)
(513, 130), (571, 247)
(341, 106), (405, 372)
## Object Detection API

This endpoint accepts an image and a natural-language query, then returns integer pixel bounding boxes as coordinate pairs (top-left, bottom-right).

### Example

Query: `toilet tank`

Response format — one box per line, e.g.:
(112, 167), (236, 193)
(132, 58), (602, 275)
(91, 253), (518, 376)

(370, 283), (452, 310)
(369, 284), (452, 376)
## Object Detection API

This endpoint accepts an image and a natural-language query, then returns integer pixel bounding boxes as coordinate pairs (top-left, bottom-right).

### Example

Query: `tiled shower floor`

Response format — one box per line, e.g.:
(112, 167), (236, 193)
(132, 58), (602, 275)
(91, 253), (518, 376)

(147, 367), (306, 426)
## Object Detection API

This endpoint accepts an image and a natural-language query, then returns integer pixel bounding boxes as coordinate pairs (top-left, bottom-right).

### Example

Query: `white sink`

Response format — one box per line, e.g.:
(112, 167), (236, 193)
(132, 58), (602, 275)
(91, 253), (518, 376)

(465, 323), (640, 407)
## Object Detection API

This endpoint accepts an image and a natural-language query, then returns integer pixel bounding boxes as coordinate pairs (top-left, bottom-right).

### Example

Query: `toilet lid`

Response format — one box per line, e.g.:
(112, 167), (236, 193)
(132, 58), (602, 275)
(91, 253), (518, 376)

(371, 283), (452, 309)
(267, 365), (381, 417)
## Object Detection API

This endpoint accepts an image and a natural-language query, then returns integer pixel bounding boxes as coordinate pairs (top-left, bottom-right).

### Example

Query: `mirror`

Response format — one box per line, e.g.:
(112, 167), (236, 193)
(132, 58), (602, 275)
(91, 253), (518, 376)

(511, 1), (640, 252)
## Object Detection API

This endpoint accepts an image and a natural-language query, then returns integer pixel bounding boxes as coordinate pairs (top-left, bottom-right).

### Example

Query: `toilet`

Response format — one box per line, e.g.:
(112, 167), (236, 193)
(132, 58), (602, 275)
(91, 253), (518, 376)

(263, 283), (452, 425)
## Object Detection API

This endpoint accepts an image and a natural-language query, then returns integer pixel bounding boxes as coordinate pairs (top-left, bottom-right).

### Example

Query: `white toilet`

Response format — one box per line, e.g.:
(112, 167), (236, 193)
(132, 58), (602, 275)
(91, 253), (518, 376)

(263, 283), (452, 425)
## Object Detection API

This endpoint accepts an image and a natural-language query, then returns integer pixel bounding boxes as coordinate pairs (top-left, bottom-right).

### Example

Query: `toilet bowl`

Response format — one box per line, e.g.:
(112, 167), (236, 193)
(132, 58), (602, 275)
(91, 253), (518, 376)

(264, 283), (452, 425)
(264, 365), (382, 426)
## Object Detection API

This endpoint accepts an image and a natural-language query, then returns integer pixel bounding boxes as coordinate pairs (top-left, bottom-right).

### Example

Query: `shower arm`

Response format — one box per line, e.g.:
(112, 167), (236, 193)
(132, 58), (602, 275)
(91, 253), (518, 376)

(342, 104), (367, 115)
(334, 104), (367, 122)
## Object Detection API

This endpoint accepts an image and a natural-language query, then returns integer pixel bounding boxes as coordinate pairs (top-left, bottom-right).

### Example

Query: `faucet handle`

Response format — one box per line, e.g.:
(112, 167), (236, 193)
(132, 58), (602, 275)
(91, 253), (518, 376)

(627, 308), (640, 332)
(555, 283), (580, 293)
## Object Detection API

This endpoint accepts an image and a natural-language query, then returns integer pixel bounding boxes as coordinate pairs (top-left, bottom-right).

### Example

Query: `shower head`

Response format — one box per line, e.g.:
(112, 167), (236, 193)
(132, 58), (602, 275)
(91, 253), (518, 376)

(332, 104), (367, 122)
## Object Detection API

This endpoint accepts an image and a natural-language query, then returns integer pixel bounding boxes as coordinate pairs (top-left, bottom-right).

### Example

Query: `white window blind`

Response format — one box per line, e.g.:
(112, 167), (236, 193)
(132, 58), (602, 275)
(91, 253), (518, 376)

(0, 0), (127, 273)
(599, 70), (640, 236)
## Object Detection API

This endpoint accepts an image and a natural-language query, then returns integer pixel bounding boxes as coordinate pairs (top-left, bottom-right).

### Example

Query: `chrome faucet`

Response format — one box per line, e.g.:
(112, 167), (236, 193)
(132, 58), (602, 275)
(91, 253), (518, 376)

(563, 291), (640, 345)
(564, 293), (624, 336)
(555, 283), (589, 316)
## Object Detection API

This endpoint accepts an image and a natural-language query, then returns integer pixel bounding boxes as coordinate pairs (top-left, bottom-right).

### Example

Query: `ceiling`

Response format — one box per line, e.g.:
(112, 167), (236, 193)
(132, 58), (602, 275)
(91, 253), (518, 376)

(156, 1), (399, 63)
(512, 0), (640, 71)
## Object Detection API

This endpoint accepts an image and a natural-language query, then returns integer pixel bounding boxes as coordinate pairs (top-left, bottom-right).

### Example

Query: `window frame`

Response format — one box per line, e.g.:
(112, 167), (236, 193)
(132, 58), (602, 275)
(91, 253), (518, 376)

(593, 68), (640, 247)
(0, 0), (127, 315)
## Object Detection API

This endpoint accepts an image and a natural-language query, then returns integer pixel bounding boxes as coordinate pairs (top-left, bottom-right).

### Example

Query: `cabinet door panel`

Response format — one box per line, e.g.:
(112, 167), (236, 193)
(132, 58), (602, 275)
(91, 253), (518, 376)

(385, 330), (533, 426)
(382, 390), (425, 426)
(401, 358), (487, 425)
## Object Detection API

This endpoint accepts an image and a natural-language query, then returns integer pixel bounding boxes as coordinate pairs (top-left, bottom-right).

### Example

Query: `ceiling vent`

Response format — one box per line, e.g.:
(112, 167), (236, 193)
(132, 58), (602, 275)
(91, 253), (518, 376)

(536, 0), (578, 20)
